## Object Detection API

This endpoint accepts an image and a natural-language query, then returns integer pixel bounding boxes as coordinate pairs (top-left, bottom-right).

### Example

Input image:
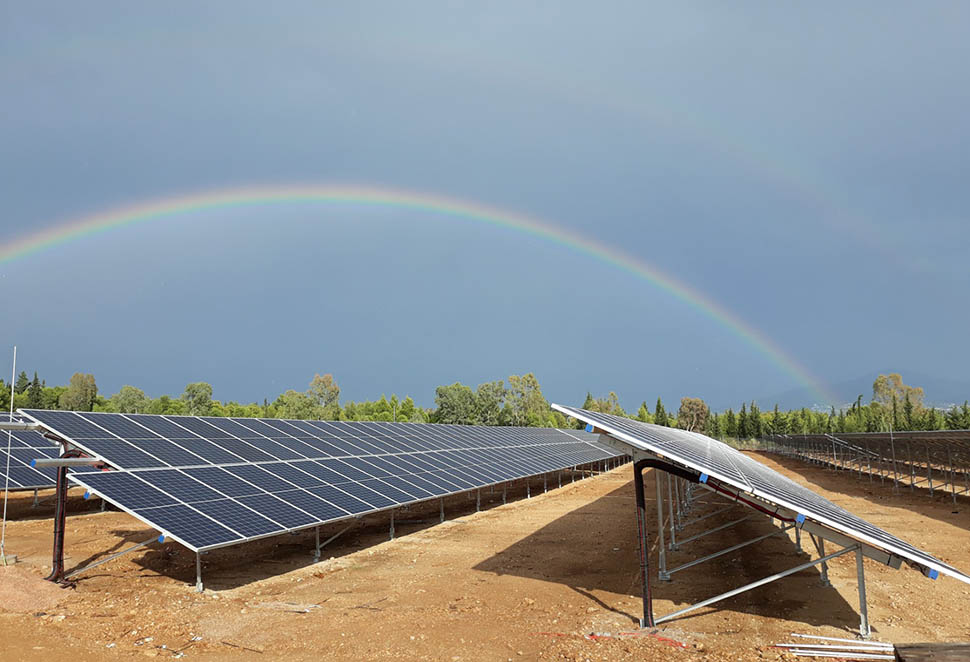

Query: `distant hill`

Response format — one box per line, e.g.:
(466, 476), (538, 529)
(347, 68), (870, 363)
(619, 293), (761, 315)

(759, 371), (970, 411)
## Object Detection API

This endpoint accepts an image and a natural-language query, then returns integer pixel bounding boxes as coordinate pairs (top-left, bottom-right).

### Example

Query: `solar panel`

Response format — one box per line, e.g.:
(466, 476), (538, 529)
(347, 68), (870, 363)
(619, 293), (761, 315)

(551, 404), (970, 586)
(0, 414), (60, 490)
(18, 409), (623, 552)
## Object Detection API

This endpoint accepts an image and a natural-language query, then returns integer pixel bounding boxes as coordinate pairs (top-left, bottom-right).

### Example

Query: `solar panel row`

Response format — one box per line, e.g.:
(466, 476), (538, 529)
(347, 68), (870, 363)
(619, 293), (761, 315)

(20, 410), (623, 551)
(0, 415), (60, 489)
(552, 404), (970, 585)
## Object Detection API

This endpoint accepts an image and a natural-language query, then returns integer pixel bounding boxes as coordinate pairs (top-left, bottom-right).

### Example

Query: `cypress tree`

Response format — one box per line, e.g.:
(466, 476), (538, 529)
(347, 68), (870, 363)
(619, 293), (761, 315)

(27, 372), (43, 408)
(14, 371), (29, 395)
(654, 397), (668, 427)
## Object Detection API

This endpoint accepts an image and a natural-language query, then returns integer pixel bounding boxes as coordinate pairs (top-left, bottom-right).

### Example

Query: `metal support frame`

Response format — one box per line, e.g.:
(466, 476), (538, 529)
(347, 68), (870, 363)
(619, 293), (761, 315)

(389, 510), (395, 540)
(664, 524), (795, 577)
(810, 533), (831, 586)
(476, 490), (481, 512)
(65, 535), (159, 579)
(45, 450), (82, 583)
(667, 473), (678, 550)
(656, 468), (668, 581)
(196, 553), (203, 593)
(314, 523), (352, 562)
(602, 440), (884, 636)
(856, 546), (871, 638)
(674, 515), (752, 547)
(655, 544), (860, 626)
(632, 460), (654, 627)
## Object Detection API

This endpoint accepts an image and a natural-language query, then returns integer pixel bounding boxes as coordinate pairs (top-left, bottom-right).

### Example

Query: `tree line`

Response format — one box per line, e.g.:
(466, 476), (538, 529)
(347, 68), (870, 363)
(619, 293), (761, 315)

(2, 370), (967, 436)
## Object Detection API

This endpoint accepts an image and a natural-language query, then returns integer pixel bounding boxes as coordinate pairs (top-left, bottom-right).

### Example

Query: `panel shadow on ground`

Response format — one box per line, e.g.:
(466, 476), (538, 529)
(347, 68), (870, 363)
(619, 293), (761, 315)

(474, 469), (865, 632)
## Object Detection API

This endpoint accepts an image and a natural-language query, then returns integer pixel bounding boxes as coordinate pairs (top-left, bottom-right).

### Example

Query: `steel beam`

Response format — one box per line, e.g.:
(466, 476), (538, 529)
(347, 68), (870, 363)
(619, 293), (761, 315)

(665, 525), (795, 577)
(655, 544), (858, 625)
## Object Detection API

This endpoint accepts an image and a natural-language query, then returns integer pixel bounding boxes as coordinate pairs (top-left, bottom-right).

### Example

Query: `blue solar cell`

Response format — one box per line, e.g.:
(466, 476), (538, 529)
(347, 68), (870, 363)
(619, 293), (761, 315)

(71, 439), (167, 469)
(305, 460), (354, 484)
(182, 467), (265, 498)
(395, 473), (449, 497)
(172, 417), (235, 439)
(138, 470), (225, 503)
(379, 475), (434, 500)
(262, 462), (325, 488)
(326, 481), (393, 509)
(321, 458), (374, 482)
(191, 499), (283, 538)
(22, 411), (106, 439)
(274, 488), (350, 521)
(73, 472), (178, 509)
(235, 494), (318, 529)
(306, 485), (372, 515)
(139, 504), (241, 549)
(224, 465), (295, 492)
(360, 478), (415, 504)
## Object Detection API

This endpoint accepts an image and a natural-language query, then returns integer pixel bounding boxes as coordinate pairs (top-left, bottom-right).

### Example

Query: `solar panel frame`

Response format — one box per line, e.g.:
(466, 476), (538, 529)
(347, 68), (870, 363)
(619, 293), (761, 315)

(552, 403), (970, 586)
(19, 409), (624, 552)
(0, 414), (61, 490)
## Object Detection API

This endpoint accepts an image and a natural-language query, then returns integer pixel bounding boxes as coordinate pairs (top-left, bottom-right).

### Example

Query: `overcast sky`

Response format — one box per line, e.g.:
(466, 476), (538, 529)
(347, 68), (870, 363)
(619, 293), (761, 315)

(1, 2), (967, 410)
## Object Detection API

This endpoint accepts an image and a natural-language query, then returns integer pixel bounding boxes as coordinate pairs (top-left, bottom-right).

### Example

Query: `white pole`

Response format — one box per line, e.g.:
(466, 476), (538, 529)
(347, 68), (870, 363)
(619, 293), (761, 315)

(1, 346), (18, 564)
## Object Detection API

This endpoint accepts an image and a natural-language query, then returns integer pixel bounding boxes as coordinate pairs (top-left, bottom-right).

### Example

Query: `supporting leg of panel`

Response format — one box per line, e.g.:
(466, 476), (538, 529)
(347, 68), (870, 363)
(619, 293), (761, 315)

(667, 473), (678, 551)
(195, 553), (203, 593)
(440, 498), (445, 522)
(908, 442), (916, 492)
(633, 461), (654, 628)
(502, 485), (507, 505)
(313, 527), (321, 563)
(672, 478), (680, 529)
(811, 535), (831, 586)
(476, 490), (480, 513)
(948, 448), (957, 505)
(655, 545), (857, 625)
(527, 482), (531, 499)
(543, 475), (547, 494)
(45, 462), (71, 583)
(856, 547), (870, 639)
(655, 470), (669, 581)
(101, 498), (106, 512)
(32, 489), (38, 508)
(572, 467), (576, 483)
(389, 510), (395, 541)
(795, 526), (801, 550)
(558, 471), (562, 489)
(927, 445), (934, 497)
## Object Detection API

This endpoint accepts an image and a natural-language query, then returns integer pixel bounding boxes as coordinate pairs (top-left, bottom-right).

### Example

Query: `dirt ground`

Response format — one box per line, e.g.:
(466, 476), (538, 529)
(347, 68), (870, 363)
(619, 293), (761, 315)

(1, 452), (969, 661)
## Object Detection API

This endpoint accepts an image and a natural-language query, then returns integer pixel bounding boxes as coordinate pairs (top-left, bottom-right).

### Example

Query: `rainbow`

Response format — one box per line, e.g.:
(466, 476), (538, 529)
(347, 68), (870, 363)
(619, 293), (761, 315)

(0, 184), (838, 405)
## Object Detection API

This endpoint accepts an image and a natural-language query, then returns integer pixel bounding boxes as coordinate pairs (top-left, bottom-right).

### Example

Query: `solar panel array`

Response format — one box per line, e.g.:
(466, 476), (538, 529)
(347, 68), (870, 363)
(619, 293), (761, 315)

(552, 404), (970, 585)
(766, 432), (970, 466)
(19, 409), (622, 551)
(0, 414), (60, 490)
